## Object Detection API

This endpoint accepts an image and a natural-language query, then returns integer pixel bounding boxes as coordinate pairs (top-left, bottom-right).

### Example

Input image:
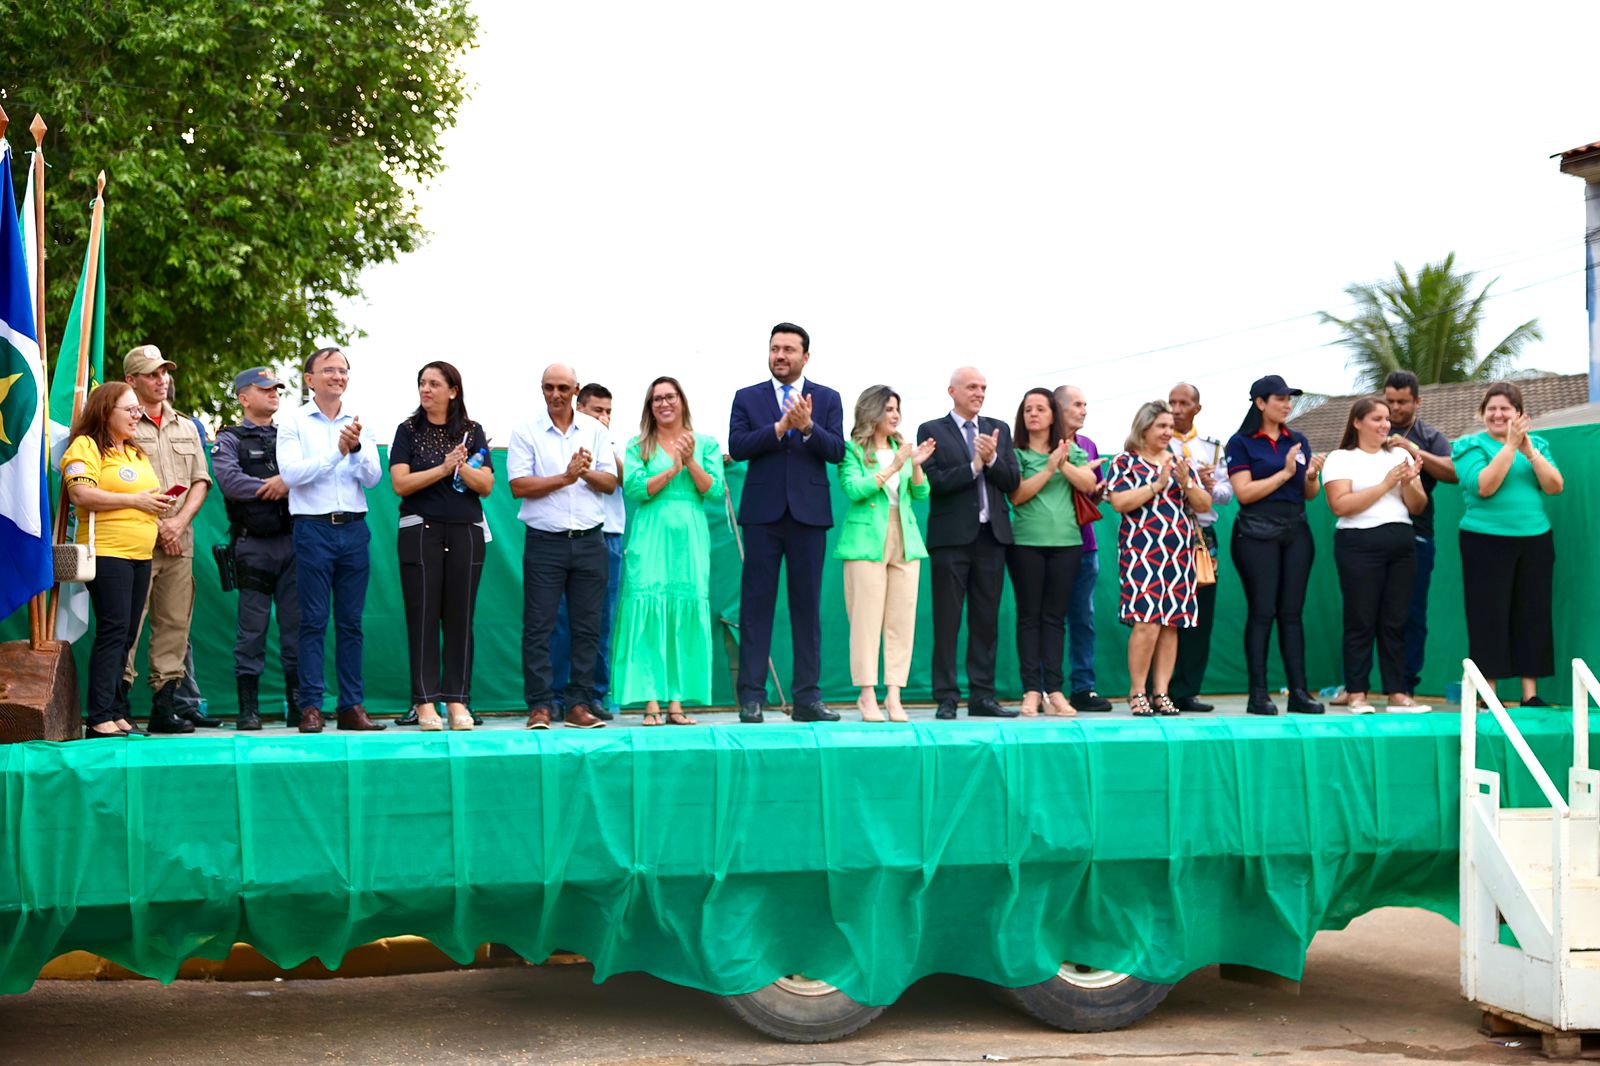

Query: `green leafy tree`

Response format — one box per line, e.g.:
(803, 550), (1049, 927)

(0, 1), (477, 419)
(1320, 253), (1542, 391)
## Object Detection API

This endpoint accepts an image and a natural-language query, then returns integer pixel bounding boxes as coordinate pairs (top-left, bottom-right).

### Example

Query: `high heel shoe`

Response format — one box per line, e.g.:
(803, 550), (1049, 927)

(84, 724), (125, 739)
(447, 705), (474, 731)
(416, 704), (444, 731)
(885, 702), (909, 723)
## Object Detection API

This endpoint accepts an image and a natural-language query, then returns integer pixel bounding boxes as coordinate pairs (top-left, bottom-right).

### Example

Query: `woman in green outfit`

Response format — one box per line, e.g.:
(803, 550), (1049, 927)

(836, 385), (935, 722)
(1452, 381), (1564, 706)
(1006, 387), (1101, 717)
(611, 376), (724, 726)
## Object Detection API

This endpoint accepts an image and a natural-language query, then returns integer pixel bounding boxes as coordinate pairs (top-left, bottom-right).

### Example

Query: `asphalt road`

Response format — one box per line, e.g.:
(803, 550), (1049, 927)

(0, 907), (1544, 1065)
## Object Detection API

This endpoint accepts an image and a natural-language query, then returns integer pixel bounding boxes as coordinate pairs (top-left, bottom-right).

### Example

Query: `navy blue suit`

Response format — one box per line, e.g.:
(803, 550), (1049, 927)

(728, 379), (845, 706)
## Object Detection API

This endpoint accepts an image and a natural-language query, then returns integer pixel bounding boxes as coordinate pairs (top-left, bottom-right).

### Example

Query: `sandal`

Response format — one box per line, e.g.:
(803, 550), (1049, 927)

(1152, 693), (1180, 717)
(1019, 692), (1041, 717)
(1130, 693), (1155, 717)
(641, 712), (664, 727)
(1044, 692), (1076, 717)
(416, 705), (445, 732)
(665, 711), (698, 726)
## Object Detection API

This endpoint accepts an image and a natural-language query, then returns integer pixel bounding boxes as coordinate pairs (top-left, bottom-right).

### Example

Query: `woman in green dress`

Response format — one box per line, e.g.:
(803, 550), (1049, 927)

(611, 375), (724, 726)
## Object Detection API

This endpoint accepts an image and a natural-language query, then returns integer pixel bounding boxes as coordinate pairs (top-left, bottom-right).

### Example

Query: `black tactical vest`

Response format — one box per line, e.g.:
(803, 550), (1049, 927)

(218, 422), (291, 536)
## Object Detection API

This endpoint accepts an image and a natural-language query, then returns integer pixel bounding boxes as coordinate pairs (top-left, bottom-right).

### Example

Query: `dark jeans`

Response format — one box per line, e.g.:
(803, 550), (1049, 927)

(930, 524), (1008, 702)
(1403, 533), (1436, 694)
(85, 557), (151, 726)
(1334, 523), (1416, 695)
(1066, 547), (1099, 694)
(1169, 525), (1219, 699)
(1007, 543), (1081, 693)
(1231, 516), (1315, 693)
(234, 532), (299, 679)
(399, 519), (486, 703)
(522, 527), (607, 709)
(551, 531), (623, 708)
(1460, 529), (1556, 679)
(293, 517), (371, 710)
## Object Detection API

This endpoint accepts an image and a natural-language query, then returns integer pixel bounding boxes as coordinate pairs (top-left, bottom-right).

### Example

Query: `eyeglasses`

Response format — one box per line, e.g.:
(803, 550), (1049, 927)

(651, 394), (680, 405)
(117, 405), (143, 416)
(317, 366), (349, 377)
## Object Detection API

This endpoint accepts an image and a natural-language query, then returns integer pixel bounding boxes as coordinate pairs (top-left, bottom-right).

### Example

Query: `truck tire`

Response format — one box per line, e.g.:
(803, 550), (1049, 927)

(1000, 963), (1173, 1032)
(721, 975), (887, 1043)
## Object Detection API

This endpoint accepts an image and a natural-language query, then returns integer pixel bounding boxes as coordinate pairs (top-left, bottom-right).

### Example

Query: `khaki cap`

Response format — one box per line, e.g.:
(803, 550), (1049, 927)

(124, 344), (176, 376)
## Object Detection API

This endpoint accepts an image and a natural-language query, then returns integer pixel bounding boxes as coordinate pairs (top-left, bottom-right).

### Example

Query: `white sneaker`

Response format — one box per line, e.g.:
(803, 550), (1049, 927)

(1385, 702), (1430, 714)
(1348, 701), (1377, 715)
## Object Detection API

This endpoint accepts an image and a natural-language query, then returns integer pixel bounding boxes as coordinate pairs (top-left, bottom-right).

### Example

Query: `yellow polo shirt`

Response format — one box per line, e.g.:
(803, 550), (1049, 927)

(61, 436), (160, 561)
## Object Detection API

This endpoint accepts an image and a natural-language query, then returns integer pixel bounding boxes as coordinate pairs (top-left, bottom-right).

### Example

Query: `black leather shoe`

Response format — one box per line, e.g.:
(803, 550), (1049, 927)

(1069, 689), (1114, 713)
(147, 681), (195, 734)
(83, 725), (126, 739)
(182, 706), (224, 728)
(1287, 689), (1325, 715)
(968, 697), (1018, 718)
(1246, 691), (1280, 716)
(934, 699), (958, 720)
(235, 708), (262, 731)
(590, 705), (615, 721)
(1173, 697), (1214, 713)
(395, 708), (420, 727)
(792, 702), (840, 722)
(738, 701), (765, 724)
(471, 711), (484, 726)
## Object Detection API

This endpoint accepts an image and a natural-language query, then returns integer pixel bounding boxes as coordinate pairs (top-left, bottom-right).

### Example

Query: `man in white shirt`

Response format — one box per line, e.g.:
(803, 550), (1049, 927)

(508, 364), (617, 730)
(1163, 383), (1233, 712)
(275, 346), (385, 732)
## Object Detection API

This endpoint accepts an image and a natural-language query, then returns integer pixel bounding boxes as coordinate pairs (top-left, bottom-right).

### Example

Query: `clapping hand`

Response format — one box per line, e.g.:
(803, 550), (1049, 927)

(1173, 457), (1192, 489)
(788, 393), (814, 434)
(1282, 442), (1303, 475)
(566, 447), (593, 481)
(912, 437), (936, 466)
(1049, 437), (1072, 469)
(1509, 413), (1533, 454)
(1306, 452), (1326, 478)
(673, 434), (696, 468)
(443, 444), (469, 472)
(338, 418), (362, 456)
(973, 428), (1000, 468)
(1154, 453), (1175, 489)
(1197, 462), (1217, 491)
(1396, 459), (1421, 484)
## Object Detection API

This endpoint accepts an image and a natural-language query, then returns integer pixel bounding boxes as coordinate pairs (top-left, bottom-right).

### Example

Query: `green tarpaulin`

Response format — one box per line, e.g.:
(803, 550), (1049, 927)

(0, 712), (1589, 999)
(2, 424), (1595, 713)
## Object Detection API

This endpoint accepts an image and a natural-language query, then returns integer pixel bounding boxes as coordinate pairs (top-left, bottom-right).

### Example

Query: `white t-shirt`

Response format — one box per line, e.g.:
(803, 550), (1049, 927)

(1322, 446), (1413, 530)
(875, 448), (899, 506)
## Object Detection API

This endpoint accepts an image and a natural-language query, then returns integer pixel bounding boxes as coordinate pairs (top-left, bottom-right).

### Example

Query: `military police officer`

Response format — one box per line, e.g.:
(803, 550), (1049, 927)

(214, 367), (299, 730)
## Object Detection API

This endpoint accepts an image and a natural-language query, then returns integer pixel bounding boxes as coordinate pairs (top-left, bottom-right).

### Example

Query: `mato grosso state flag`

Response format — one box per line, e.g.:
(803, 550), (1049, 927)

(0, 140), (52, 620)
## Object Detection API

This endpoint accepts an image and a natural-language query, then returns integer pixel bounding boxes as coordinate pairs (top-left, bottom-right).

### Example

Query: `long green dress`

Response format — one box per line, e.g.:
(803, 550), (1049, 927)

(611, 432), (724, 706)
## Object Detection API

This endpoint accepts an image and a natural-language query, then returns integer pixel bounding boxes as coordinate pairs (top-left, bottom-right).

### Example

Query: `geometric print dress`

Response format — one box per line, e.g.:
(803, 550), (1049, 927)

(1105, 451), (1198, 628)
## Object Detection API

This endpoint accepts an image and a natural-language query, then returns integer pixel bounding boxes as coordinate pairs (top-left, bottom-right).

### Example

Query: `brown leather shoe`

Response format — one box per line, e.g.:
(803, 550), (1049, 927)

(298, 707), (324, 734)
(335, 704), (388, 731)
(565, 704), (606, 729)
(525, 707), (552, 730)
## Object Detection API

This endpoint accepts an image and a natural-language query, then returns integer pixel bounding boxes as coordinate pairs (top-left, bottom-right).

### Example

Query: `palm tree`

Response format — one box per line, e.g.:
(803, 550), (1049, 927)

(1320, 253), (1541, 390)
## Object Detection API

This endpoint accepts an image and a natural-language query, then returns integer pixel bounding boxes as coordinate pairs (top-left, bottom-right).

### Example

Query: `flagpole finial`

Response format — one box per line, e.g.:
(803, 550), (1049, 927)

(29, 114), (46, 147)
(0, 105), (9, 140)
(96, 170), (106, 195)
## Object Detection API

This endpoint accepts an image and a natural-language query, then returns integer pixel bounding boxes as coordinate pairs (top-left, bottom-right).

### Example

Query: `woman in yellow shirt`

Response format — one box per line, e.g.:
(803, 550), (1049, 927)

(61, 382), (175, 737)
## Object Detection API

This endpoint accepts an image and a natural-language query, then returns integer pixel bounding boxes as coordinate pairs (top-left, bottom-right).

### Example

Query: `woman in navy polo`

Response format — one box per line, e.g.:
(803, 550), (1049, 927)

(1225, 376), (1326, 716)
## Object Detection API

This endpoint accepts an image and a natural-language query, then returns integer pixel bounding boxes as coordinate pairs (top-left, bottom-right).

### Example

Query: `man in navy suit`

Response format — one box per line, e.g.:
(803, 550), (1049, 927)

(916, 366), (1022, 720)
(728, 323), (846, 723)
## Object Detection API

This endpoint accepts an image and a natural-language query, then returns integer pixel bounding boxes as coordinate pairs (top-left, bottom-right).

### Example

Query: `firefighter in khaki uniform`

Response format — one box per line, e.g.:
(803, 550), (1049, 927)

(122, 344), (218, 733)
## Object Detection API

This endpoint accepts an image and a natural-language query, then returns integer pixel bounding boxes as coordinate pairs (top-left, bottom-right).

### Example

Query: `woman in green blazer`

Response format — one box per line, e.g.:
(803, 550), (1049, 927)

(836, 385), (936, 721)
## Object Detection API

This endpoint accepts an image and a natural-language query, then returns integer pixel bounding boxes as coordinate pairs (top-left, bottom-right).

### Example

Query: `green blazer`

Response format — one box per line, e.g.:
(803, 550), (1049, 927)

(833, 440), (930, 561)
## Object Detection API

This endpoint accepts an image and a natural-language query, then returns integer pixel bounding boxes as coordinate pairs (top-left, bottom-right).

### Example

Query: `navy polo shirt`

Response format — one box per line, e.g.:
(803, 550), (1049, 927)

(1225, 427), (1311, 509)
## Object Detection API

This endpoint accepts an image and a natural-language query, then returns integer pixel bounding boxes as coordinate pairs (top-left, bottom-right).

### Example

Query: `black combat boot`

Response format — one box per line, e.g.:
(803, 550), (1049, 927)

(284, 670), (301, 727)
(236, 675), (262, 731)
(146, 680), (196, 734)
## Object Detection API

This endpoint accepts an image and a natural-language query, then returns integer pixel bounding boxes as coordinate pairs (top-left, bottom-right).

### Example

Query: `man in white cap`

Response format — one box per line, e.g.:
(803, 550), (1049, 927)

(123, 343), (216, 733)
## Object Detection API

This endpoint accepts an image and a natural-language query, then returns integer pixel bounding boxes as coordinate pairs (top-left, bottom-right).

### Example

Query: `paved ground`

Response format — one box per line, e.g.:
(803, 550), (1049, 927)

(0, 908), (1544, 1065)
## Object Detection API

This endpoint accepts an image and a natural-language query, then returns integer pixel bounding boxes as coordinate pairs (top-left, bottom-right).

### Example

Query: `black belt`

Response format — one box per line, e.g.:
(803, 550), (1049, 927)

(530, 524), (602, 539)
(296, 511), (366, 525)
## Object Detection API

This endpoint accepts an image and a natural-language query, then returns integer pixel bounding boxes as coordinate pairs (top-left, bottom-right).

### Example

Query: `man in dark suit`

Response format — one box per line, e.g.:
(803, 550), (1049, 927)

(728, 322), (846, 723)
(916, 366), (1022, 719)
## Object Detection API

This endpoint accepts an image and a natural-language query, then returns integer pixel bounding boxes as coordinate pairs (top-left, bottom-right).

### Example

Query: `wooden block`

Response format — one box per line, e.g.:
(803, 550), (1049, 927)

(0, 640), (80, 743)
(1540, 1031), (1581, 1058)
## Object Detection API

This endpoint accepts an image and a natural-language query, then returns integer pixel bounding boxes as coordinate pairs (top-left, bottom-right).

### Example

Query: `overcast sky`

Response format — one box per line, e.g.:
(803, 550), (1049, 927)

(338, 0), (1599, 450)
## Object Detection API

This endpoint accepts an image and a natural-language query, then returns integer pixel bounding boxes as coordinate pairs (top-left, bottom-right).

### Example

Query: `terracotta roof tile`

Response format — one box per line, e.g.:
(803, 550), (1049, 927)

(1559, 140), (1600, 160)
(1290, 373), (1588, 453)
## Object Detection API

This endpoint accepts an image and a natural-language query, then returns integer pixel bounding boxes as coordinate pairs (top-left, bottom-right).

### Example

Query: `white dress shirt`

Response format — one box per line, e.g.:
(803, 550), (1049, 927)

(507, 408), (616, 533)
(1168, 425), (1233, 528)
(275, 399), (383, 515)
(601, 428), (627, 535)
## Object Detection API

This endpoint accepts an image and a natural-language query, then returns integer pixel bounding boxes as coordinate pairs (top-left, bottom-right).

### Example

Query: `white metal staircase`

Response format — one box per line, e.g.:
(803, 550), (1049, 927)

(1461, 658), (1600, 1036)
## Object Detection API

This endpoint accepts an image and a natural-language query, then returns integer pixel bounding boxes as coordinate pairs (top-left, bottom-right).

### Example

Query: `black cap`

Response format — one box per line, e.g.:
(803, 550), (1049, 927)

(1249, 374), (1303, 399)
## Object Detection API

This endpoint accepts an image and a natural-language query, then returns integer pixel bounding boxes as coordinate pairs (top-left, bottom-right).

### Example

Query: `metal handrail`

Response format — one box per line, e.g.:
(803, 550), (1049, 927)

(1574, 659), (1599, 774)
(1462, 658), (1570, 816)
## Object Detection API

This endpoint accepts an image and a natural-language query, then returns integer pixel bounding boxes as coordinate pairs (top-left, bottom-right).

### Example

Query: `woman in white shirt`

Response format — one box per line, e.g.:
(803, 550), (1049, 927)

(1322, 397), (1428, 713)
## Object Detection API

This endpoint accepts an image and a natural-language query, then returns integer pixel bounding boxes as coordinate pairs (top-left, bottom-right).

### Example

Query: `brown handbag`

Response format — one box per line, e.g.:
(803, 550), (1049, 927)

(1192, 531), (1217, 586)
(1072, 489), (1102, 526)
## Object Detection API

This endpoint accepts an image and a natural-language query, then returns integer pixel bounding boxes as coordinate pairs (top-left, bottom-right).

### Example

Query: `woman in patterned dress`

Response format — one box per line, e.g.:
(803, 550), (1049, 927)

(1106, 400), (1212, 716)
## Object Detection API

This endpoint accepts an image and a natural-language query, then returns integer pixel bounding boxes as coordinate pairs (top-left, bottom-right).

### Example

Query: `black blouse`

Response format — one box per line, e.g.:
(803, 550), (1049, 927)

(389, 418), (492, 522)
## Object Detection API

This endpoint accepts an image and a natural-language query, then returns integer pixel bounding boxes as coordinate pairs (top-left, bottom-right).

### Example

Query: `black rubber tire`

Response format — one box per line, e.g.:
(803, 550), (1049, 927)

(720, 977), (888, 1043)
(1000, 965), (1173, 1032)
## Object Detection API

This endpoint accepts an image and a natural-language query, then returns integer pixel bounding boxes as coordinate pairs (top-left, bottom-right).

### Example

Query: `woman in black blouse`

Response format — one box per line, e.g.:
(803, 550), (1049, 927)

(390, 361), (494, 730)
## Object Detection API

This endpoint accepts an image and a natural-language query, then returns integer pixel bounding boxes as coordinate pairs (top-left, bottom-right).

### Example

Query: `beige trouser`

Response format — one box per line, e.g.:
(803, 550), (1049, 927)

(124, 550), (196, 688)
(843, 507), (920, 687)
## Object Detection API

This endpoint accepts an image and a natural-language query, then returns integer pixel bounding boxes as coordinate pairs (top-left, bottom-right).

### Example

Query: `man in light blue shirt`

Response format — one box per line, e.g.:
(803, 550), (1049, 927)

(275, 346), (385, 732)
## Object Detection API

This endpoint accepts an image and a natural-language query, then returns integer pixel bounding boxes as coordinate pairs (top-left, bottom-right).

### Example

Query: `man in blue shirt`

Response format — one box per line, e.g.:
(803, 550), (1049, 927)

(275, 346), (385, 732)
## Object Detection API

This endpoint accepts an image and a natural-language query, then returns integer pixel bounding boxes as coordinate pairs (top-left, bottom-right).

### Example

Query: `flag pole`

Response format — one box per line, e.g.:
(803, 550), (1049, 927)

(46, 171), (106, 641)
(27, 114), (47, 650)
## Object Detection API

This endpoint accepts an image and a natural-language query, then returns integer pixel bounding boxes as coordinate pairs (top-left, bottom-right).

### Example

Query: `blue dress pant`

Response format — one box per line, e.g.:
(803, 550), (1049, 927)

(1066, 547), (1100, 694)
(293, 517), (371, 710)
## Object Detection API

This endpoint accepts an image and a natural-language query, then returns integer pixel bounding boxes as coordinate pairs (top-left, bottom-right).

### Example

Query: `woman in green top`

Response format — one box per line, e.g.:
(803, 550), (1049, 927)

(836, 385), (935, 722)
(1006, 387), (1101, 716)
(1452, 381), (1564, 706)
(611, 376), (725, 725)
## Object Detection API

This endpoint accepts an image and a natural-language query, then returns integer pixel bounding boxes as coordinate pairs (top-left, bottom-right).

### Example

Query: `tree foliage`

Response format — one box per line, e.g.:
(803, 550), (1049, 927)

(0, 0), (477, 418)
(1320, 253), (1542, 391)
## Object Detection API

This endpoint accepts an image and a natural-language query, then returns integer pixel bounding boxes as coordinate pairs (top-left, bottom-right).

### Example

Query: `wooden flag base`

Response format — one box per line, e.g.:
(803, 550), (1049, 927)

(0, 640), (80, 743)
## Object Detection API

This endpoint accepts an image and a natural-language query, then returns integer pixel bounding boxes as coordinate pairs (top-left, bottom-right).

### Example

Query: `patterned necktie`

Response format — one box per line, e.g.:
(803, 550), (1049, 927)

(964, 419), (988, 523)
(781, 384), (798, 442)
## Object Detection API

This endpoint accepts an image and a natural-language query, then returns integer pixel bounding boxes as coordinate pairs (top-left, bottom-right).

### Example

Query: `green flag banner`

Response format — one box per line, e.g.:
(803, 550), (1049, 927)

(47, 223), (105, 433)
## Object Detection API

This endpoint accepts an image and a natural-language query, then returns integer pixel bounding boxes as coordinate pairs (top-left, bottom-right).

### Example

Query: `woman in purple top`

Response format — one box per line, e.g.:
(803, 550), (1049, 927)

(1054, 385), (1113, 713)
